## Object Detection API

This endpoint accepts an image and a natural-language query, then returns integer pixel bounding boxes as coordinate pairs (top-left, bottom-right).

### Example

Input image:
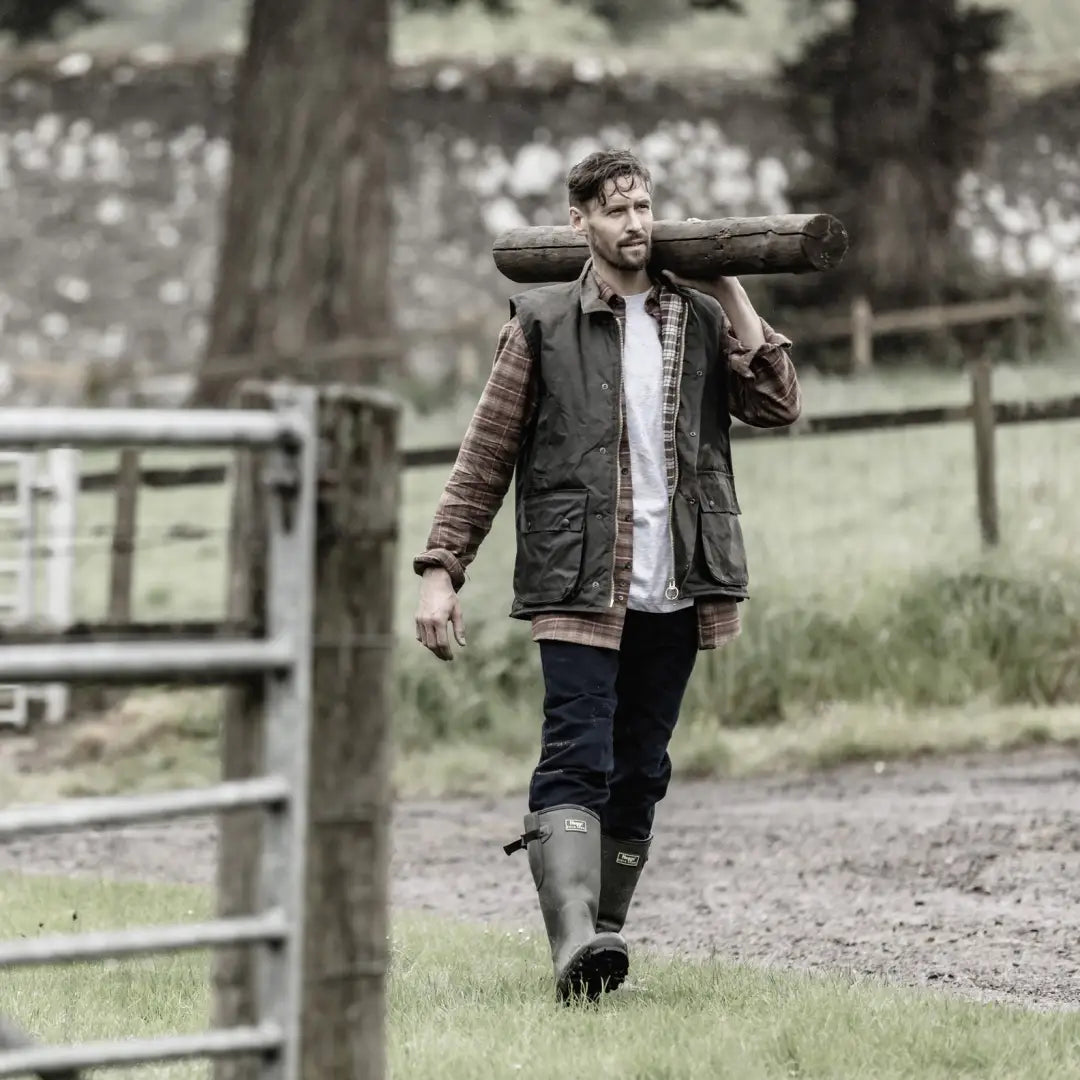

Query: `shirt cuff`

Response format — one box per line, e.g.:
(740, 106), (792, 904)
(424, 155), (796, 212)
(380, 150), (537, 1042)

(725, 319), (793, 376)
(413, 549), (467, 592)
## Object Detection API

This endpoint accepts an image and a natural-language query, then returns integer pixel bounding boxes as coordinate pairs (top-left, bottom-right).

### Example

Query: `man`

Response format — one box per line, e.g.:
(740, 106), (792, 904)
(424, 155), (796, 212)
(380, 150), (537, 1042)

(414, 149), (801, 1002)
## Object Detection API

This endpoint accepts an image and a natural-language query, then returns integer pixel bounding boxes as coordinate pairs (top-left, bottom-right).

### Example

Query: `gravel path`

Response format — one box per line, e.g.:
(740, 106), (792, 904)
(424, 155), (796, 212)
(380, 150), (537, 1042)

(1, 747), (1077, 1011)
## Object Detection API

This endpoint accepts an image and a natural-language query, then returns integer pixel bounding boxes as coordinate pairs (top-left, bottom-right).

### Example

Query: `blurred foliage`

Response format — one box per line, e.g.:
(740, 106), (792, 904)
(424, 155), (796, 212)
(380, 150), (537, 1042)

(399, 0), (742, 40)
(0, 0), (102, 41)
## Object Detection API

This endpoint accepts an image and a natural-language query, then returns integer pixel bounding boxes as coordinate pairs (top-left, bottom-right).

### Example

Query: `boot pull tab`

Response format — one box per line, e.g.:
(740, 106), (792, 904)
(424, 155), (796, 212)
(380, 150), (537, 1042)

(503, 827), (543, 856)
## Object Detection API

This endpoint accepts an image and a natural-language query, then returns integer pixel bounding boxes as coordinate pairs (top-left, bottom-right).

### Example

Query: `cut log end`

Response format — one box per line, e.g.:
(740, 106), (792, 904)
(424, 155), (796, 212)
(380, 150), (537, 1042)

(800, 214), (850, 272)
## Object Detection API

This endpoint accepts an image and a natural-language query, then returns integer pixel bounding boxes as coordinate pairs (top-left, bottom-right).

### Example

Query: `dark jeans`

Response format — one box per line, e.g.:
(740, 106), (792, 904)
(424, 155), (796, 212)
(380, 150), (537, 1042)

(529, 606), (700, 841)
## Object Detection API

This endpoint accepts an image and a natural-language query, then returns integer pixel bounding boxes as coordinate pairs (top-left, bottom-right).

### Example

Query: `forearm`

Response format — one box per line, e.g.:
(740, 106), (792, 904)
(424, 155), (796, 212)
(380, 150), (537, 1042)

(413, 319), (535, 590)
(713, 278), (766, 352)
(418, 455), (512, 588)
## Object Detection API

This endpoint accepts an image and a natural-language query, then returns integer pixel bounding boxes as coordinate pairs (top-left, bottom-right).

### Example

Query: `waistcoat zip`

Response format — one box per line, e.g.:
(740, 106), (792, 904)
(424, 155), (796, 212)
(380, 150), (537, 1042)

(664, 306), (686, 602)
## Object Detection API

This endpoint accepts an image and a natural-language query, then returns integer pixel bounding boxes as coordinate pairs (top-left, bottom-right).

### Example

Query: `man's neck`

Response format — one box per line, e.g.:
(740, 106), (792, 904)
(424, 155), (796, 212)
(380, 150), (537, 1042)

(591, 255), (651, 298)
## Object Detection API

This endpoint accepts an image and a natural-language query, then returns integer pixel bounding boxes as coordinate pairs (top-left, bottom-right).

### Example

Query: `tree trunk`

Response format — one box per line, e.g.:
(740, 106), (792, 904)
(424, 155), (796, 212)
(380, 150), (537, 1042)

(835, 0), (956, 309)
(193, 0), (392, 405)
(206, 2), (392, 1078)
(783, 0), (1006, 318)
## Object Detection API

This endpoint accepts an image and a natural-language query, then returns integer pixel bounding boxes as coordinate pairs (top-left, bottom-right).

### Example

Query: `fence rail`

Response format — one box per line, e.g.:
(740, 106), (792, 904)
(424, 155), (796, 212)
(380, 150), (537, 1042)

(0, 913), (289, 968)
(789, 291), (1039, 370)
(0, 1026), (284, 1080)
(0, 776), (289, 838)
(24, 391), (1077, 496)
(0, 636), (294, 682)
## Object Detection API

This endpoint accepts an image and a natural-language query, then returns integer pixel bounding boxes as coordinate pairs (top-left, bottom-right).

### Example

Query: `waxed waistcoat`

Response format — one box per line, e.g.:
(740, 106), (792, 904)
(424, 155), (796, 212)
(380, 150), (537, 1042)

(506, 271), (750, 620)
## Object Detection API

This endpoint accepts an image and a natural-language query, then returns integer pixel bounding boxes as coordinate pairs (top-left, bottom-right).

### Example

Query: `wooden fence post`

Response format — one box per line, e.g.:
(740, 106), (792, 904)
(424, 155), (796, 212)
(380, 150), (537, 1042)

(215, 382), (400, 1080)
(301, 385), (399, 1079)
(215, 385), (271, 1080)
(1010, 289), (1031, 364)
(850, 295), (873, 373)
(107, 448), (140, 623)
(969, 355), (1000, 547)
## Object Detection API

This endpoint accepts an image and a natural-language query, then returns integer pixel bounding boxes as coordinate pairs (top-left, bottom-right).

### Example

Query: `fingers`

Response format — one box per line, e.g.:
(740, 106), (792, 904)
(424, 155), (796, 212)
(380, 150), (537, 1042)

(451, 604), (467, 648)
(415, 614), (456, 662)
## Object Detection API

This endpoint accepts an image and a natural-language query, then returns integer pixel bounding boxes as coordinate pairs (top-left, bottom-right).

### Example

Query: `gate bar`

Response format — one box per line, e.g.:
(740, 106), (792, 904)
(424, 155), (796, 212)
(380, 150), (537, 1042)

(0, 1024), (284, 1078)
(0, 776), (290, 839)
(0, 636), (294, 682)
(0, 407), (305, 448)
(0, 912), (289, 968)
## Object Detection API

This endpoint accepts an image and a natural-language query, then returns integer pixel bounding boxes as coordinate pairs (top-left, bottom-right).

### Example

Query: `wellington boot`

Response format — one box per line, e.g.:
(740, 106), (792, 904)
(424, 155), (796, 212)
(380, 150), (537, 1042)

(596, 834), (651, 934)
(506, 805), (629, 1001)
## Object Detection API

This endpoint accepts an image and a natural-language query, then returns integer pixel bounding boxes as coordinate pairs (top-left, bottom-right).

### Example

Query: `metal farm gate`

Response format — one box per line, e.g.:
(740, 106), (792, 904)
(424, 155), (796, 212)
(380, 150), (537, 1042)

(0, 387), (318, 1079)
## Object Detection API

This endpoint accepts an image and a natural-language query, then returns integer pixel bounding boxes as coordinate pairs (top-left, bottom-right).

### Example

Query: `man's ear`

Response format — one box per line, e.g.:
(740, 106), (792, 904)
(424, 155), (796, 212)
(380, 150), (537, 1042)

(569, 204), (585, 235)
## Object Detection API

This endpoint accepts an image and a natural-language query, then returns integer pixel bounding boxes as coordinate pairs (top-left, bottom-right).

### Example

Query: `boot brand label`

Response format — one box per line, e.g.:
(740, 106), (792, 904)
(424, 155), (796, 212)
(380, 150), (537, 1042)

(564, 818), (587, 833)
(616, 852), (641, 867)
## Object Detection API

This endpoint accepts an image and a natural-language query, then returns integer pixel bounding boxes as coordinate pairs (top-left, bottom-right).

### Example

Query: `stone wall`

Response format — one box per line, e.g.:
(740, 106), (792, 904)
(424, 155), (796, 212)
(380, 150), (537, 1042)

(0, 51), (1076, 402)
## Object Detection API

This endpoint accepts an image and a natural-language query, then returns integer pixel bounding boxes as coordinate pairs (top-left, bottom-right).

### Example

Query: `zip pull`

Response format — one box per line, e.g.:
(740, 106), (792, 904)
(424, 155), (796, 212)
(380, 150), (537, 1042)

(665, 579), (679, 601)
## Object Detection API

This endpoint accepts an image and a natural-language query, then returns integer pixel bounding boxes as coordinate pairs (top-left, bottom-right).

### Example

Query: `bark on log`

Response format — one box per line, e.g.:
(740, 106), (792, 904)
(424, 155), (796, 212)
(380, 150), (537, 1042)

(492, 213), (848, 283)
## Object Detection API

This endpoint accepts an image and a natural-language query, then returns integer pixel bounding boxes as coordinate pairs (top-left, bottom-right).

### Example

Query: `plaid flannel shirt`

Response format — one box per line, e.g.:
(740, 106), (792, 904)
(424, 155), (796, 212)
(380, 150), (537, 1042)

(414, 265), (800, 651)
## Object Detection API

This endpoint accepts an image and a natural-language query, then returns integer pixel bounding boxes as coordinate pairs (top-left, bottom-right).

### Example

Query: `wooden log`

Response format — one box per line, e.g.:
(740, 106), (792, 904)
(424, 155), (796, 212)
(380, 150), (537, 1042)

(492, 213), (848, 283)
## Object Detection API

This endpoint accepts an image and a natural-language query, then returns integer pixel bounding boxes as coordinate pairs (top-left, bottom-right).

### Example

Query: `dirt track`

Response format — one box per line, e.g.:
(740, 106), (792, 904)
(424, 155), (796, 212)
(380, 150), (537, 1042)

(1, 747), (1078, 1011)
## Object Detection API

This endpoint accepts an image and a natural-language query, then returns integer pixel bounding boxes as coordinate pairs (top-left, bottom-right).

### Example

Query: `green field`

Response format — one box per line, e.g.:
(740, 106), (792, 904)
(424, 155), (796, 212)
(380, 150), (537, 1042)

(1, 873), (1077, 1080)
(1, 357), (1076, 803)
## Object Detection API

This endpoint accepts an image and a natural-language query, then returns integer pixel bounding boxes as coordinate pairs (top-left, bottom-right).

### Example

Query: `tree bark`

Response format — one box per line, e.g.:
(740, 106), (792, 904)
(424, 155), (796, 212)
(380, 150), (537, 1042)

(207, 2), (393, 1077)
(193, 0), (392, 405)
(493, 214), (848, 283)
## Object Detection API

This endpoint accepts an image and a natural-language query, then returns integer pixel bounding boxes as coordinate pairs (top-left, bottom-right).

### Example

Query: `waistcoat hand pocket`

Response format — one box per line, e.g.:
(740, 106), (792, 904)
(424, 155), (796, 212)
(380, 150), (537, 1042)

(698, 471), (749, 588)
(514, 489), (590, 604)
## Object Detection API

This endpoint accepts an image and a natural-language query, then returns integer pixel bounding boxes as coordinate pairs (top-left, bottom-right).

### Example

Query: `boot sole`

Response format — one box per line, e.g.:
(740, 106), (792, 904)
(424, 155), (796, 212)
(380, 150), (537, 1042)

(557, 943), (629, 1003)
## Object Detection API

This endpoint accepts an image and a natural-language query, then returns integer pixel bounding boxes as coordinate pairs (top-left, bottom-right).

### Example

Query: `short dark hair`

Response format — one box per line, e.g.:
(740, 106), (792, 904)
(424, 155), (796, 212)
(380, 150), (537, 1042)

(567, 149), (652, 209)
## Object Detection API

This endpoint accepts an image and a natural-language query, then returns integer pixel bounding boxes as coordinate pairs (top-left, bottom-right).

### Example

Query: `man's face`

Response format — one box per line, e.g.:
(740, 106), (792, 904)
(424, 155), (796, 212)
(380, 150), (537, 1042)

(570, 175), (653, 272)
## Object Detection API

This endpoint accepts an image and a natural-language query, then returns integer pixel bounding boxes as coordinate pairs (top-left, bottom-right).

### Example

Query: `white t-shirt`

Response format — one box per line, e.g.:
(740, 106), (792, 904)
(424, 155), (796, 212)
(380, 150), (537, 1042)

(622, 291), (693, 613)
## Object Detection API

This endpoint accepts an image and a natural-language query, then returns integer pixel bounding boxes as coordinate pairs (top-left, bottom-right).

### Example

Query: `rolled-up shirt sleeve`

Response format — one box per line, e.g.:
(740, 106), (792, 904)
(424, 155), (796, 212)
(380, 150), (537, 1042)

(725, 318), (802, 428)
(412, 317), (536, 591)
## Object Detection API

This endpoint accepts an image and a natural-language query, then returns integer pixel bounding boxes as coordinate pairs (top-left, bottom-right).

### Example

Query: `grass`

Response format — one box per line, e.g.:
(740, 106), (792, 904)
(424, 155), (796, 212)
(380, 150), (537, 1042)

(1, 873), (1078, 1080)
(0, 359), (1078, 804)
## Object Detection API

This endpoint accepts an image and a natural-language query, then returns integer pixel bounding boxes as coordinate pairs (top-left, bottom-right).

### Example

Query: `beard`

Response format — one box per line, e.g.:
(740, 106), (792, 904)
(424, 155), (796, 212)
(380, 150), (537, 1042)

(594, 233), (651, 271)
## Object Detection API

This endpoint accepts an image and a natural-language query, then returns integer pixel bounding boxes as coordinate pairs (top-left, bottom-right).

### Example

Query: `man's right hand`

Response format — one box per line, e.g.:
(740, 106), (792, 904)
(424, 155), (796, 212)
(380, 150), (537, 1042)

(414, 567), (467, 662)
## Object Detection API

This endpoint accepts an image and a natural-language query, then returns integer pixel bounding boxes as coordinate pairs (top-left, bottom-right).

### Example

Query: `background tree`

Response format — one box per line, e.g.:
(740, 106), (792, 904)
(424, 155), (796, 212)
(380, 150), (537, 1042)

(404, 0), (1013, 335)
(782, 0), (1012, 313)
(0, 0), (101, 41)
(192, 0), (393, 405)
(201, 0), (392, 1075)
